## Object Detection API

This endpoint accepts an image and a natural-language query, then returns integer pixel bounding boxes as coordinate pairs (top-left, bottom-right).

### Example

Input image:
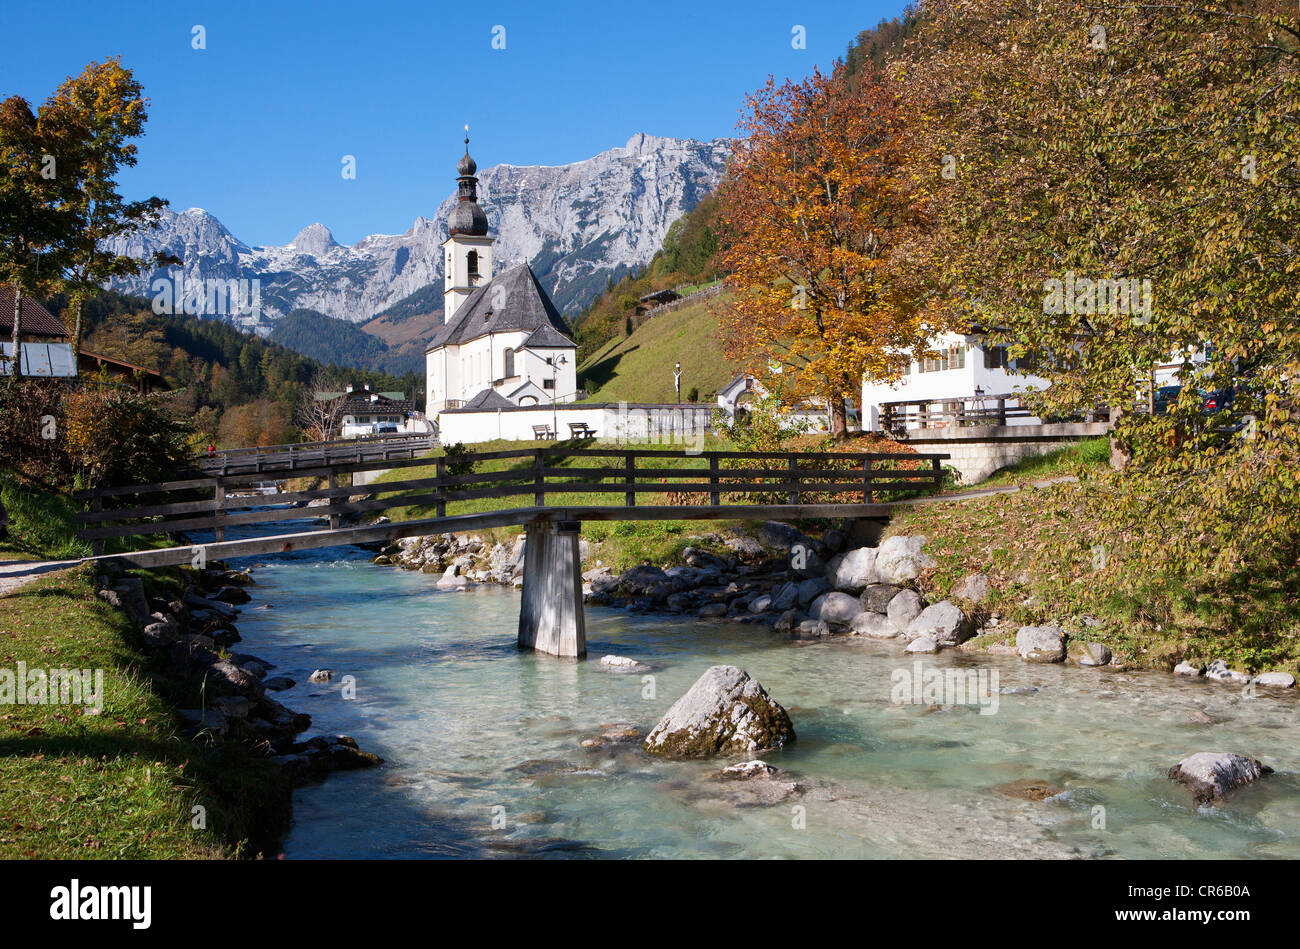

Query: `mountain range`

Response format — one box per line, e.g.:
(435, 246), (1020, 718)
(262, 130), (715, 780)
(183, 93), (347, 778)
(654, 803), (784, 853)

(105, 133), (731, 343)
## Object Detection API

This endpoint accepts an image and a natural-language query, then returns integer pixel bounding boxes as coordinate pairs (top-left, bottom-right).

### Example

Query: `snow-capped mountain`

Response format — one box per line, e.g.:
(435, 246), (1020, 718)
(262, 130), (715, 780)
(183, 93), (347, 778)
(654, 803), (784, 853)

(105, 133), (731, 333)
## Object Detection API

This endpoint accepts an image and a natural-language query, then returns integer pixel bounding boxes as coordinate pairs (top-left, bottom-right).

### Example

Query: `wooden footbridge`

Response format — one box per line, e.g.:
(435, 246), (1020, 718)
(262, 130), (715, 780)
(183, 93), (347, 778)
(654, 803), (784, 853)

(76, 445), (950, 659)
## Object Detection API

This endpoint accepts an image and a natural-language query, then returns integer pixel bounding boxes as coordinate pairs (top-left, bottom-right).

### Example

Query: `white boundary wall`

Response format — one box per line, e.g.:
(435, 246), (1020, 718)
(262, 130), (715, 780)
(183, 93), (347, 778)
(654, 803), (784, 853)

(438, 402), (715, 447)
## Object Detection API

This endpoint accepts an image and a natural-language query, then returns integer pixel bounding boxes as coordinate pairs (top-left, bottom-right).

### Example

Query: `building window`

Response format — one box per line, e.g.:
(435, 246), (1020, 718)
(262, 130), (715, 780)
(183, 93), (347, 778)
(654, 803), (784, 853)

(542, 378), (555, 390)
(984, 345), (1010, 370)
(918, 344), (967, 373)
(467, 250), (479, 276)
(503, 348), (514, 378)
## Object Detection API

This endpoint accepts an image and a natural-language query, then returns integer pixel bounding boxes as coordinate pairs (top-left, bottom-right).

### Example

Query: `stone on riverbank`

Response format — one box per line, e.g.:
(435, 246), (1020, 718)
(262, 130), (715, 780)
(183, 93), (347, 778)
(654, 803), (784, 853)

(1173, 661), (1204, 677)
(850, 611), (899, 639)
(905, 635), (940, 654)
(809, 591), (860, 628)
(828, 547), (878, 593)
(952, 574), (989, 604)
(859, 583), (902, 614)
(1067, 641), (1112, 667)
(1168, 752), (1272, 804)
(1205, 659), (1251, 684)
(1016, 625), (1066, 663)
(905, 601), (973, 646)
(873, 535), (934, 584)
(1253, 672), (1296, 689)
(643, 665), (795, 759)
(887, 589), (925, 631)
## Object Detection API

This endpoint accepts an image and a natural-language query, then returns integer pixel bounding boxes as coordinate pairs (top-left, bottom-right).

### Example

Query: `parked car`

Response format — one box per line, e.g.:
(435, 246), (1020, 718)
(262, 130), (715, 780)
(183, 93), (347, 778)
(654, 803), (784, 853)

(1152, 385), (1181, 415)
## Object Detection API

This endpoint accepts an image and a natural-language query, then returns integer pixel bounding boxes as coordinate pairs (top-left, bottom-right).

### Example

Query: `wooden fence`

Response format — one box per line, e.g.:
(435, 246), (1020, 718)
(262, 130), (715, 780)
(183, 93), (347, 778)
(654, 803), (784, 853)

(74, 446), (950, 552)
(197, 432), (437, 476)
(880, 393), (1037, 435)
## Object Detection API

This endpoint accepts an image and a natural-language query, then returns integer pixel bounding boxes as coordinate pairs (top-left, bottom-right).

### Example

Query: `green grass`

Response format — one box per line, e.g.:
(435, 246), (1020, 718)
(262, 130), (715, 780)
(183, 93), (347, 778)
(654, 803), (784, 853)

(887, 444), (1300, 675)
(577, 293), (739, 403)
(0, 473), (92, 562)
(966, 436), (1111, 490)
(0, 565), (290, 858)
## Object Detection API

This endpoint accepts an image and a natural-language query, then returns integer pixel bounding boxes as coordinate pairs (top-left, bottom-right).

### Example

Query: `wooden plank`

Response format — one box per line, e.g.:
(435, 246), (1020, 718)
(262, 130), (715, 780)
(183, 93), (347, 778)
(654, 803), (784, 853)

(213, 479), (226, 542)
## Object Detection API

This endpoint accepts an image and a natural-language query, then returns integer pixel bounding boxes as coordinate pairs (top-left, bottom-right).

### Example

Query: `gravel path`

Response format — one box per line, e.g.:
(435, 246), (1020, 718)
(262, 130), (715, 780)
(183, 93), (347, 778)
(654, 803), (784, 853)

(0, 558), (81, 596)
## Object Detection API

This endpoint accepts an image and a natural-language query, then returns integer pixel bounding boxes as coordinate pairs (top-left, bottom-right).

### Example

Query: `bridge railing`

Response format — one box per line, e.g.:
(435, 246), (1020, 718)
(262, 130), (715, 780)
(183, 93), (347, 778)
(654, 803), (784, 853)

(73, 446), (951, 552)
(197, 432), (437, 475)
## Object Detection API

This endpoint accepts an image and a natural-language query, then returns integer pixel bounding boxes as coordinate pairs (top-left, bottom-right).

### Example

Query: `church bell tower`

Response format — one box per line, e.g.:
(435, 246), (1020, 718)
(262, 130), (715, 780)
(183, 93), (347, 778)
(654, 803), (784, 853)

(442, 127), (493, 321)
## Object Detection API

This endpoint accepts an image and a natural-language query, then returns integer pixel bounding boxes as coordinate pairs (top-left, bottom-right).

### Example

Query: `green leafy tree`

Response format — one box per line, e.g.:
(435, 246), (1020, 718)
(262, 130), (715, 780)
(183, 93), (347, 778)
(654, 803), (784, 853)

(39, 58), (172, 356)
(900, 0), (1300, 597)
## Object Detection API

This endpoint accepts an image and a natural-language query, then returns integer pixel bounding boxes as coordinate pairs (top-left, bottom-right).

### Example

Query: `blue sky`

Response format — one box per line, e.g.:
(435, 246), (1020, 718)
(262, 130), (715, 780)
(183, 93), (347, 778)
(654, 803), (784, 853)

(2, 0), (909, 247)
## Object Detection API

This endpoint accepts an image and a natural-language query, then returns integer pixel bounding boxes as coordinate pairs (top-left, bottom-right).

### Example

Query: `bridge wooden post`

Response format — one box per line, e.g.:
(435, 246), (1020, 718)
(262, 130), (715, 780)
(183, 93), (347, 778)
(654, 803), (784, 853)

(517, 519), (586, 659)
(213, 478), (226, 542)
(327, 472), (340, 530)
(435, 457), (446, 518)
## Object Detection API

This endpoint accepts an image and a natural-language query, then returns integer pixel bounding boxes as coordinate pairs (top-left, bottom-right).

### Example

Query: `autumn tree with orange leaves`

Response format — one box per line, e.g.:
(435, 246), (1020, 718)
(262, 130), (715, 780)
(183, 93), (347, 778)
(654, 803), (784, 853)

(715, 65), (940, 439)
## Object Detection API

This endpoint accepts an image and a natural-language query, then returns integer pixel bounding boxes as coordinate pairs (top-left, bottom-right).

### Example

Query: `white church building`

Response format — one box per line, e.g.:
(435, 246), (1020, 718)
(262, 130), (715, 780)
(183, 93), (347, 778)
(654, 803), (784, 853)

(425, 137), (578, 416)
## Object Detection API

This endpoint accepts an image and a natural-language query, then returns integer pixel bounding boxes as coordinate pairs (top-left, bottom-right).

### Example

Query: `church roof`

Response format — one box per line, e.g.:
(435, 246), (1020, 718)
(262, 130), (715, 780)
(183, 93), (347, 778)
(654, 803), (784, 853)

(427, 263), (574, 352)
(453, 387), (516, 411)
(517, 325), (576, 351)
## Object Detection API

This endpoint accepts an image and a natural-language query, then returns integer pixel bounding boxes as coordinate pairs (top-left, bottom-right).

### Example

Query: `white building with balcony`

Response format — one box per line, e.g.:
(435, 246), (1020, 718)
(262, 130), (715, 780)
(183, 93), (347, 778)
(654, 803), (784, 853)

(860, 331), (1053, 432)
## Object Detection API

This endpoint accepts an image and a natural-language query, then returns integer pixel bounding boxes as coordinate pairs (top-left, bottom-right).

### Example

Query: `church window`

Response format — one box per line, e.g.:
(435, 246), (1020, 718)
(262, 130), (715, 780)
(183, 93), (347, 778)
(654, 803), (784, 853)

(503, 349), (515, 378)
(543, 378), (555, 390)
(467, 251), (479, 276)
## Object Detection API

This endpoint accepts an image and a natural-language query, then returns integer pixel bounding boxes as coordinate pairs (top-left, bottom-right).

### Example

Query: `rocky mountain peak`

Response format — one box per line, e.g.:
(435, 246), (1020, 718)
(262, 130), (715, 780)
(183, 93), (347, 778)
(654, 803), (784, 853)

(291, 223), (339, 255)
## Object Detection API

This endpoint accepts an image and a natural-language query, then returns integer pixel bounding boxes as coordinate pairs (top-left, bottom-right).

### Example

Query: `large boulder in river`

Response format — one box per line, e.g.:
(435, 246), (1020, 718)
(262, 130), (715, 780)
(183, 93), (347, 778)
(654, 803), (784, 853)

(873, 535), (935, 584)
(827, 547), (878, 593)
(1168, 752), (1272, 804)
(905, 601), (973, 645)
(809, 592), (861, 628)
(643, 665), (795, 759)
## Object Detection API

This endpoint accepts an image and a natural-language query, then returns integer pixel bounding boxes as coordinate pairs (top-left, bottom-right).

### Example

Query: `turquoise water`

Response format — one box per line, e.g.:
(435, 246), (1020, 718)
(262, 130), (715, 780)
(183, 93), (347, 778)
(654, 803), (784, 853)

(225, 542), (1300, 859)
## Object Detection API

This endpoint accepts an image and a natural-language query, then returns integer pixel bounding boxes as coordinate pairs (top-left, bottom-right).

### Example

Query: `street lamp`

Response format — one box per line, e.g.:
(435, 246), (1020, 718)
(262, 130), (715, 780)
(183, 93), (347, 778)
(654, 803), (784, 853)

(674, 362), (682, 404)
(547, 354), (568, 437)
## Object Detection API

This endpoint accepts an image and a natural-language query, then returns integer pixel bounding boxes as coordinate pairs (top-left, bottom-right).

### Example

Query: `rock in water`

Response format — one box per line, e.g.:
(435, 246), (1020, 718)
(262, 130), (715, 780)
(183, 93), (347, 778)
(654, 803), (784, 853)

(643, 665), (795, 759)
(905, 601), (973, 645)
(1168, 752), (1272, 804)
(1254, 671), (1296, 689)
(1016, 625), (1066, 663)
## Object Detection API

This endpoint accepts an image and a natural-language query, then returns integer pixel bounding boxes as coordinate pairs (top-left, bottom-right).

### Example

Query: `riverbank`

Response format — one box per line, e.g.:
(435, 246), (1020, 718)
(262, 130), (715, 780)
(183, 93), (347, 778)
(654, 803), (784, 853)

(0, 563), (289, 857)
(0, 553), (385, 858)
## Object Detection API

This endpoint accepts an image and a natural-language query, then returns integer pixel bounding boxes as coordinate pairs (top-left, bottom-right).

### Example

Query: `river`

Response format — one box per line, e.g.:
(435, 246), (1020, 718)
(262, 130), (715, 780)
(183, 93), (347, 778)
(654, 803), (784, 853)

(221, 538), (1300, 859)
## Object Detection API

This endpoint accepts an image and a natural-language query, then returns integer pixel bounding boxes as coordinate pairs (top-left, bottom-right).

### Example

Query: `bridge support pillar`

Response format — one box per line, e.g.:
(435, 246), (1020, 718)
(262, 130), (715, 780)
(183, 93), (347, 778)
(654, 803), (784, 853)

(518, 520), (586, 658)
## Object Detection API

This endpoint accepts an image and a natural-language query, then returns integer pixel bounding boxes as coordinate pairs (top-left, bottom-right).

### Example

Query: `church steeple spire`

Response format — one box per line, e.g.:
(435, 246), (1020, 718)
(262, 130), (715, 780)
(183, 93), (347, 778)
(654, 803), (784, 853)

(449, 124), (488, 237)
(442, 126), (494, 321)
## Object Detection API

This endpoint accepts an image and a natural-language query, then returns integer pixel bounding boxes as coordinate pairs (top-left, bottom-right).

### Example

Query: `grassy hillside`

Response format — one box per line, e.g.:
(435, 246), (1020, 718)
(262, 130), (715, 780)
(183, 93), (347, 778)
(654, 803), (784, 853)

(886, 439), (1300, 675)
(577, 292), (738, 403)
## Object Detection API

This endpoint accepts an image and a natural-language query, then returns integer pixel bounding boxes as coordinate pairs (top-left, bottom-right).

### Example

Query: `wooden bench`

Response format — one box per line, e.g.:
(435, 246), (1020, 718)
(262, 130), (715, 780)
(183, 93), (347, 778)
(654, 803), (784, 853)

(532, 424), (556, 441)
(568, 422), (596, 439)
